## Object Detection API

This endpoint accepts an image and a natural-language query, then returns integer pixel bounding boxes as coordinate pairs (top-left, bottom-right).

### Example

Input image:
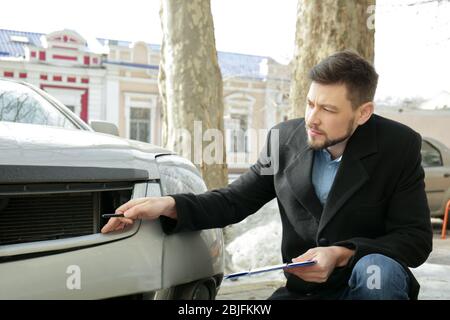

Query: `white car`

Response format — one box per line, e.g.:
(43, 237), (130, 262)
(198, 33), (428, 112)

(0, 78), (224, 299)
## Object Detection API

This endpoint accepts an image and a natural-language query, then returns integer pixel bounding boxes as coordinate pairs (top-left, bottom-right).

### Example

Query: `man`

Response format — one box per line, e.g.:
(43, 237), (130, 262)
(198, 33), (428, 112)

(102, 50), (432, 300)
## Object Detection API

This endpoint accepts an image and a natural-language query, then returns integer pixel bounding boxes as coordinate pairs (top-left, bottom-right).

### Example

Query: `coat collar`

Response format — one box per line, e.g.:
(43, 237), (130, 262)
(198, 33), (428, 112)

(284, 115), (378, 233)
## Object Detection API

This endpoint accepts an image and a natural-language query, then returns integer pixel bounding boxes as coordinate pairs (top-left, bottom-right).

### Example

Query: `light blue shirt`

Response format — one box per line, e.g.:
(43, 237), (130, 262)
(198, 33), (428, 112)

(312, 149), (342, 206)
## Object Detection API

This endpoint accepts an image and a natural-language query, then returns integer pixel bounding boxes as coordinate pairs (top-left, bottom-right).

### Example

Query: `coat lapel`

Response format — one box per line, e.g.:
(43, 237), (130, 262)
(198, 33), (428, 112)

(318, 115), (378, 234)
(317, 152), (369, 233)
(285, 145), (324, 223)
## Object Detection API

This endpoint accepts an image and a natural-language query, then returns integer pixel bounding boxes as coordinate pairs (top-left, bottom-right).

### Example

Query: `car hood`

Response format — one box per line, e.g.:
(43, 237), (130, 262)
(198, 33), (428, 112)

(0, 122), (174, 180)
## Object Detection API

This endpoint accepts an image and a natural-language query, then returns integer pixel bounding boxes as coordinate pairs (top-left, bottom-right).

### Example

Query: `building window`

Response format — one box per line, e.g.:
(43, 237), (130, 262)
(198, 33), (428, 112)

(227, 113), (249, 153)
(125, 93), (157, 144)
(224, 93), (255, 156)
(42, 87), (84, 119)
(129, 107), (151, 143)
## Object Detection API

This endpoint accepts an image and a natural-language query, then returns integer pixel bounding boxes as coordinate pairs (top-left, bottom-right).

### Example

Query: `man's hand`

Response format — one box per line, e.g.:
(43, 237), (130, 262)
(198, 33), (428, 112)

(285, 246), (355, 283)
(100, 196), (177, 234)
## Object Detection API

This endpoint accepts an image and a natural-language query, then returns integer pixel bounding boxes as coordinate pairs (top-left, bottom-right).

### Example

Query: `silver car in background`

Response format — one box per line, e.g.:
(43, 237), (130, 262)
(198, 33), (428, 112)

(421, 137), (450, 218)
(0, 78), (224, 299)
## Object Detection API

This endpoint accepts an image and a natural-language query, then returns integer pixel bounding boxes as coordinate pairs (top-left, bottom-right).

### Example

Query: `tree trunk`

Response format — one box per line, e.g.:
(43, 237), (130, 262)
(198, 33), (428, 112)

(289, 0), (376, 119)
(159, 0), (228, 190)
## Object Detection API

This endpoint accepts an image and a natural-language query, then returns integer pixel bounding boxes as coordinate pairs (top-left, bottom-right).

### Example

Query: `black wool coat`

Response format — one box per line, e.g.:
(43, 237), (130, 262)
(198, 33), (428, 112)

(162, 114), (433, 299)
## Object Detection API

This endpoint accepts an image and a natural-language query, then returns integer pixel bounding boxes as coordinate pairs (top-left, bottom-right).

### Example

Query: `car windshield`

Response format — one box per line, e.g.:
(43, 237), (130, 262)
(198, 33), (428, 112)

(0, 80), (78, 129)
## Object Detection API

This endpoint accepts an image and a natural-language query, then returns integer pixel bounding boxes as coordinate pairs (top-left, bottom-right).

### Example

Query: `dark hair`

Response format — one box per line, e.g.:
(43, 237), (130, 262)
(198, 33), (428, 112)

(309, 50), (379, 109)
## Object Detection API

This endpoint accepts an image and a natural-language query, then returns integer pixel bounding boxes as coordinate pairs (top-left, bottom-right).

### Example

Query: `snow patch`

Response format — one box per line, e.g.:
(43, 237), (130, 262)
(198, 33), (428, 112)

(223, 199), (283, 275)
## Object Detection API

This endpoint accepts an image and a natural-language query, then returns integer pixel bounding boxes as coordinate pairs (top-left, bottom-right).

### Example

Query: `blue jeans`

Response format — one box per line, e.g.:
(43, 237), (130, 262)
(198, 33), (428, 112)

(268, 254), (410, 300)
(337, 253), (410, 300)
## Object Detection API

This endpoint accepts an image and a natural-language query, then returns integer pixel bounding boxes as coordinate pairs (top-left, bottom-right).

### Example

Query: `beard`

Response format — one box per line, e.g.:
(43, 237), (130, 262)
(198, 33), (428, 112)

(306, 119), (355, 150)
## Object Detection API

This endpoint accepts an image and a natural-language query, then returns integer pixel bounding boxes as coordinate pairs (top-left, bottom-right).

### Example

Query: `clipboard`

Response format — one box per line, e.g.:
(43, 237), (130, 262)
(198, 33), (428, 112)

(224, 260), (317, 280)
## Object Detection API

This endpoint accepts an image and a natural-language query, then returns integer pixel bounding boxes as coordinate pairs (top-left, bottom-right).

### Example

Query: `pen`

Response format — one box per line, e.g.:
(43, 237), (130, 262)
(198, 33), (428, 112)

(102, 213), (125, 218)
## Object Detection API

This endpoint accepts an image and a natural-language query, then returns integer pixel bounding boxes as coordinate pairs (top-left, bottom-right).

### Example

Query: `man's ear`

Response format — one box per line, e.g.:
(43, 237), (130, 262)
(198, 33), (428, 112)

(356, 102), (374, 125)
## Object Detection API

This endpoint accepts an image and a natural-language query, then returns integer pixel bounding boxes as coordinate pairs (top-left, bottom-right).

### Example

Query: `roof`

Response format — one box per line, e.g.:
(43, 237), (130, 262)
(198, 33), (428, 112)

(97, 38), (161, 52)
(103, 60), (159, 70)
(0, 29), (44, 57)
(0, 28), (270, 80)
(218, 52), (267, 80)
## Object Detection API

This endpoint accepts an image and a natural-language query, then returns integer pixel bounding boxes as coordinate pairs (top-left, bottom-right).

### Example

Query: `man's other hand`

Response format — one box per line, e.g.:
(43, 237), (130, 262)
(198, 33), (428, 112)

(285, 246), (355, 283)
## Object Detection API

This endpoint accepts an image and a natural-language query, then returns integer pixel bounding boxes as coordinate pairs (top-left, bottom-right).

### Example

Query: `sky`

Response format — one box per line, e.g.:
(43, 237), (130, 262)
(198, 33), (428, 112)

(1, 0), (449, 100)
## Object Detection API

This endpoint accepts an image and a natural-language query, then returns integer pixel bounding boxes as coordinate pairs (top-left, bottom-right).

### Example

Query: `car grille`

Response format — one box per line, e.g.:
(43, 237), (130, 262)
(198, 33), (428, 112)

(0, 182), (133, 246)
(0, 193), (95, 245)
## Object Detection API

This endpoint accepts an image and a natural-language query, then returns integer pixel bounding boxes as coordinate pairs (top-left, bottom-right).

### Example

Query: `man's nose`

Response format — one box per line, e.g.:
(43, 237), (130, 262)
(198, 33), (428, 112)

(307, 106), (320, 127)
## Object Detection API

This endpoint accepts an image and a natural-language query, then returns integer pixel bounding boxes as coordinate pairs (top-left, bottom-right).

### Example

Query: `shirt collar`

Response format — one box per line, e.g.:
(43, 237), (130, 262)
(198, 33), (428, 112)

(319, 148), (343, 163)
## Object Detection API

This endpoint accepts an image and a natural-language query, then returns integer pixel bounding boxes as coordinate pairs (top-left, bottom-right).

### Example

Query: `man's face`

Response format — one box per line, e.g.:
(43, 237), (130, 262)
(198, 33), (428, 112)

(305, 82), (358, 150)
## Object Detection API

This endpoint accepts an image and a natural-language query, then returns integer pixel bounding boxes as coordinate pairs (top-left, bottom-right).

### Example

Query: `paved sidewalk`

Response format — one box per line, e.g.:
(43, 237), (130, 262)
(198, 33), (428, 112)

(217, 229), (450, 300)
(412, 236), (450, 300)
(217, 277), (285, 300)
